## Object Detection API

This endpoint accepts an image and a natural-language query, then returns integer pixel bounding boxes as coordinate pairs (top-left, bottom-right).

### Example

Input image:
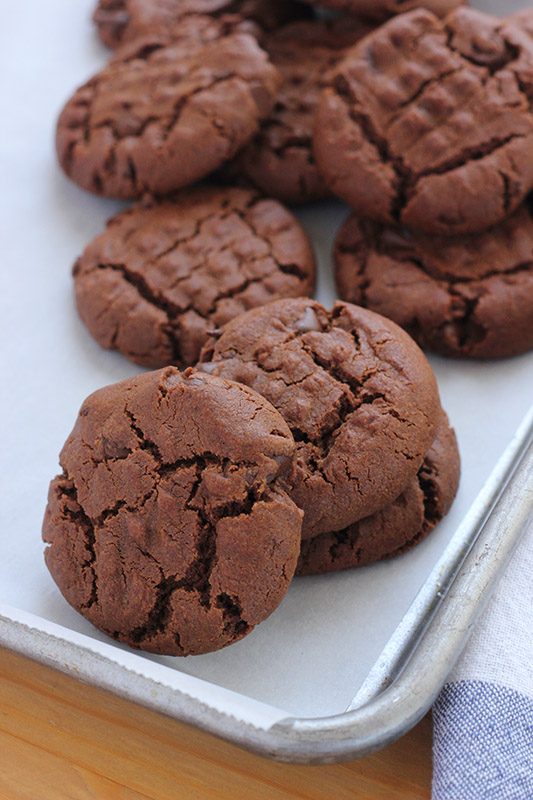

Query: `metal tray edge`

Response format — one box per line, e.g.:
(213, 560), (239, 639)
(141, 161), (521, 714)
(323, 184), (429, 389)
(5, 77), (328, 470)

(349, 402), (533, 710)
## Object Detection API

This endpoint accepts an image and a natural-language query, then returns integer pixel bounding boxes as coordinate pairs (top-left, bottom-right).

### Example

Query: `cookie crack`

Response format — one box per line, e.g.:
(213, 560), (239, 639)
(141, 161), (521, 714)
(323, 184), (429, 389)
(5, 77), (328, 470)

(299, 337), (363, 400)
(379, 250), (491, 351)
(99, 261), (183, 361)
(292, 336), (402, 458)
(445, 23), (521, 76)
(95, 487), (158, 526)
(125, 408), (164, 460)
(99, 262), (177, 319)
(393, 249), (533, 285)
(53, 477), (99, 611)
(233, 195), (304, 275)
(160, 72), (248, 146)
(388, 67), (462, 122)
(127, 462), (262, 645)
(407, 133), (527, 188)
(333, 74), (411, 221)
(334, 75), (398, 166)
(128, 575), (182, 645)
(207, 273), (277, 316)
(500, 170), (513, 214)
(444, 286), (486, 350)
(216, 592), (250, 637)
(277, 261), (310, 280)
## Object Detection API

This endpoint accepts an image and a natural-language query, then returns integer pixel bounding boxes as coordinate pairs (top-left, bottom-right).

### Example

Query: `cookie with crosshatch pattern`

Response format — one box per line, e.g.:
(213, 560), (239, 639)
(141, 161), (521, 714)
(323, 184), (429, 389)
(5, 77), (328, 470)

(313, 8), (533, 235)
(74, 186), (315, 368)
(56, 32), (280, 198)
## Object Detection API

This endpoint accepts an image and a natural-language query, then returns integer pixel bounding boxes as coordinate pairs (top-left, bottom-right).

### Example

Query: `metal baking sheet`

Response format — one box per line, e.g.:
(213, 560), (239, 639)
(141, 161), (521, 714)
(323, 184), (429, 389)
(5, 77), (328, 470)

(1, 0), (532, 762)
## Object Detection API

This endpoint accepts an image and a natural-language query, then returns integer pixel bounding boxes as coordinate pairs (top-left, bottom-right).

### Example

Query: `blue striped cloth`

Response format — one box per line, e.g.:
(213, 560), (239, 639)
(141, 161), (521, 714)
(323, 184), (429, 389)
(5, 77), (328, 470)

(432, 522), (533, 799)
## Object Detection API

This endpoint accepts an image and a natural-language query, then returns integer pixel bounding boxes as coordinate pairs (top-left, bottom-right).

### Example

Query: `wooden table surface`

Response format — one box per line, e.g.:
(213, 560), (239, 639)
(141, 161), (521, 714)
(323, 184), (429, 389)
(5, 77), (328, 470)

(0, 647), (433, 800)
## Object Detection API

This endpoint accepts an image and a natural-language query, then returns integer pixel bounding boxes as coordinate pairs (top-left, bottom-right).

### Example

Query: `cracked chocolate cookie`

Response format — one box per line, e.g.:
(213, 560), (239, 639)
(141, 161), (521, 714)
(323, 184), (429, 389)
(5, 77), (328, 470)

(334, 205), (533, 359)
(198, 298), (441, 539)
(313, 8), (533, 236)
(74, 187), (316, 368)
(299, 0), (463, 22)
(296, 412), (460, 575)
(226, 18), (375, 204)
(94, 0), (311, 48)
(43, 368), (303, 657)
(56, 32), (280, 199)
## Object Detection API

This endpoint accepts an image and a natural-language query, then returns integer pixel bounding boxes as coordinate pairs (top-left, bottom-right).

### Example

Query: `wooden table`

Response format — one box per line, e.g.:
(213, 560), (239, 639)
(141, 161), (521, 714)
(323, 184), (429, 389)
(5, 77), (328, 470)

(0, 647), (432, 799)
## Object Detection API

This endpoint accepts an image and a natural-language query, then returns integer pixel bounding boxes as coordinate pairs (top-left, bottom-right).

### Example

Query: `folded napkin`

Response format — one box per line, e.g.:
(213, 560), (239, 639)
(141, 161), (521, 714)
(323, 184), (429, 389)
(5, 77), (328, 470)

(432, 518), (533, 799)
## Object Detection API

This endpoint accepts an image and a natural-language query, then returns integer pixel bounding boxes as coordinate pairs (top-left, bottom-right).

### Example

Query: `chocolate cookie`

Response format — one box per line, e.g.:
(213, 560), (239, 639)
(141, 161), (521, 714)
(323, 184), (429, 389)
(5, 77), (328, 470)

(313, 9), (533, 236)
(74, 187), (316, 368)
(299, 0), (463, 22)
(296, 413), (460, 575)
(56, 33), (280, 199)
(334, 205), (533, 359)
(94, 0), (310, 48)
(43, 368), (303, 657)
(227, 18), (374, 204)
(198, 298), (441, 539)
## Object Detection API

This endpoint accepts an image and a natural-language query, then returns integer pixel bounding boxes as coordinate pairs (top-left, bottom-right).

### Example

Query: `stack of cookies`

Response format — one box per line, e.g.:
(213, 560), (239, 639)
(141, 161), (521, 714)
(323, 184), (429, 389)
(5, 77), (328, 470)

(52, 0), (533, 658)
(43, 304), (459, 656)
(196, 298), (461, 576)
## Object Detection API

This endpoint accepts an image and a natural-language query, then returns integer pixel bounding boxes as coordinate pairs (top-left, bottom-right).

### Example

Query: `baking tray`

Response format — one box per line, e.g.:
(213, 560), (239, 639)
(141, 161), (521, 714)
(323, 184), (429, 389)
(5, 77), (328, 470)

(1, 0), (533, 765)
